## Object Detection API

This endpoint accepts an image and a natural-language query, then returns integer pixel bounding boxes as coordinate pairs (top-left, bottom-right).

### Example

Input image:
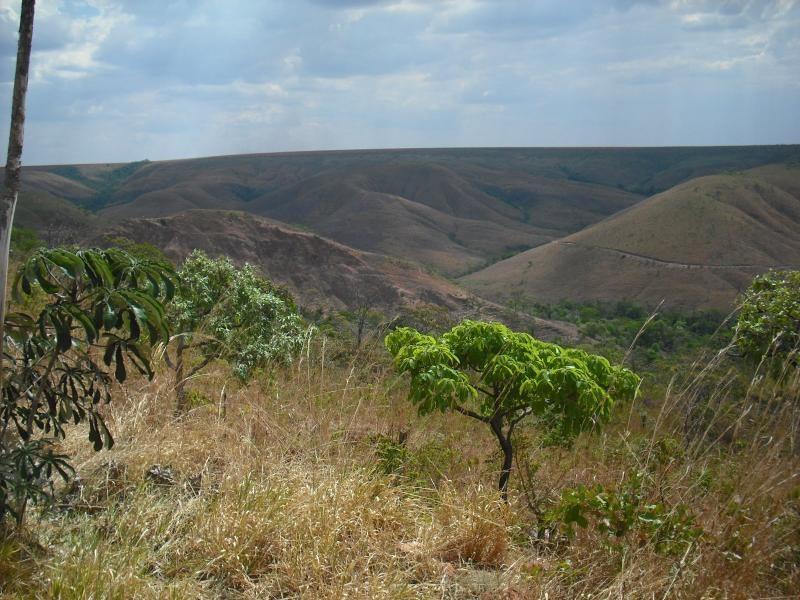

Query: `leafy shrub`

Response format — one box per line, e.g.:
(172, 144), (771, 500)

(373, 434), (409, 477)
(185, 389), (214, 409)
(551, 472), (702, 555)
(1, 248), (174, 525)
(736, 270), (800, 361)
(372, 433), (459, 489)
(167, 250), (307, 410)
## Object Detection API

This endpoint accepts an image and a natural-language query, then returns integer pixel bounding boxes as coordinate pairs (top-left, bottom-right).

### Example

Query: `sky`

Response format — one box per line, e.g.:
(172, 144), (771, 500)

(0, 0), (798, 165)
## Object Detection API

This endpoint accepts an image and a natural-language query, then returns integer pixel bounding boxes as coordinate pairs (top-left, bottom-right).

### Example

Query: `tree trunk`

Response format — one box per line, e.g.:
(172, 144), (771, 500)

(490, 416), (514, 501)
(174, 336), (187, 413)
(0, 0), (36, 385)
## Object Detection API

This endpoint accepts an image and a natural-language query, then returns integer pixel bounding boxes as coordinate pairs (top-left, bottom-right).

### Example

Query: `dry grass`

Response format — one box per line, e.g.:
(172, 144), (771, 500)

(1, 339), (798, 599)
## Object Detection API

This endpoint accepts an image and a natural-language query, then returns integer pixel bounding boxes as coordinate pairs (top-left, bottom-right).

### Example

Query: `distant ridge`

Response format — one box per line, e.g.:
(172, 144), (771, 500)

(9, 145), (800, 313)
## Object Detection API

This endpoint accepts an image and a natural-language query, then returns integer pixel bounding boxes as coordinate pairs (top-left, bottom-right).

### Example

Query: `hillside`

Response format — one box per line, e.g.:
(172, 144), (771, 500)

(20, 146), (800, 276)
(244, 165), (559, 275)
(101, 210), (578, 341)
(88, 156), (641, 276)
(13, 189), (100, 245)
(462, 164), (800, 310)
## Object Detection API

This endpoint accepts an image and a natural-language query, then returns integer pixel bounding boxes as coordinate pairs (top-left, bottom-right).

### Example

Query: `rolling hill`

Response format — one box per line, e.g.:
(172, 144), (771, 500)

(89, 155), (642, 275)
(99, 210), (579, 341)
(19, 145), (800, 277)
(12, 189), (99, 245)
(461, 164), (800, 310)
(243, 164), (559, 275)
(10, 145), (800, 314)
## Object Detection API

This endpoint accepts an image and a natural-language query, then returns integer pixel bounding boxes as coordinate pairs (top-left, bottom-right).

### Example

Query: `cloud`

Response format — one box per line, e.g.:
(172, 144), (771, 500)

(0, 0), (796, 164)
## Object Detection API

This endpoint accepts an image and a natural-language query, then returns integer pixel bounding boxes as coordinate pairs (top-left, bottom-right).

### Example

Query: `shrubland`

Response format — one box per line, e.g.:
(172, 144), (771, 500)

(510, 297), (733, 378)
(0, 245), (797, 598)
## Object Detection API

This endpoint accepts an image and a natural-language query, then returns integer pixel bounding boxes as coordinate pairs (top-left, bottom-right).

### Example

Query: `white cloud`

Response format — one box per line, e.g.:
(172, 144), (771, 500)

(0, 0), (796, 164)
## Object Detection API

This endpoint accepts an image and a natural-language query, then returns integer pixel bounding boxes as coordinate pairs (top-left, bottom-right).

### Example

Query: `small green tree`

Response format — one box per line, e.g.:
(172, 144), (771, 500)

(1, 247), (174, 525)
(736, 270), (800, 361)
(167, 250), (306, 411)
(386, 320), (639, 499)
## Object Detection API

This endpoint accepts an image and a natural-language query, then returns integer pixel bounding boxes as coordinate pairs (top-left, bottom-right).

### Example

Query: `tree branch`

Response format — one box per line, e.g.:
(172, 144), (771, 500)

(510, 407), (534, 427)
(185, 354), (215, 379)
(475, 385), (494, 397)
(453, 404), (490, 423)
(26, 349), (58, 437)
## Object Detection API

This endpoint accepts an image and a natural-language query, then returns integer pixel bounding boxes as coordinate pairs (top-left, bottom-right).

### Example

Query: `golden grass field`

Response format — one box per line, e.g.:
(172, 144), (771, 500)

(1, 332), (798, 599)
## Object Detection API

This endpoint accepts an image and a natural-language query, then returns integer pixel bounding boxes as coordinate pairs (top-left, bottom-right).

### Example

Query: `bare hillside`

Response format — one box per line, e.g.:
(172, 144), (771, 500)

(462, 164), (800, 310)
(92, 157), (639, 276)
(12, 146), (800, 308)
(21, 146), (800, 277)
(246, 165), (556, 275)
(102, 210), (578, 341)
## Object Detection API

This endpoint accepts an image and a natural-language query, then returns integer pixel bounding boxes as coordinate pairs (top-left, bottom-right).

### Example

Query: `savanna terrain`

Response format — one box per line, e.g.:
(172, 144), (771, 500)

(2, 145), (800, 599)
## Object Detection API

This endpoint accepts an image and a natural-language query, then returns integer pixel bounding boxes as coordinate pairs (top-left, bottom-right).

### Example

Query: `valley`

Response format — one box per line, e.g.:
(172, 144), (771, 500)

(11, 145), (800, 317)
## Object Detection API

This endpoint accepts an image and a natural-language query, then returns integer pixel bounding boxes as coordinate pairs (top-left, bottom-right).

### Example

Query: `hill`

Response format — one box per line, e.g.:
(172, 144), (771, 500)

(462, 164), (800, 310)
(100, 210), (579, 341)
(20, 146), (800, 276)
(12, 189), (99, 245)
(86, 155), (642, 276)
(242, 164), (559, 275)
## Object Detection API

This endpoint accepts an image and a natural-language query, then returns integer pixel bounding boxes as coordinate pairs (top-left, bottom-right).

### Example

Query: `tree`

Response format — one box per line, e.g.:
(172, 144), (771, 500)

(1, 0), (36, 384)
(1, 247), (174, 525)
(167, 250), (306, 412)
(346, 288), (382, 350)
(736, 270), (800, 362)
(385, 320), (640, 499)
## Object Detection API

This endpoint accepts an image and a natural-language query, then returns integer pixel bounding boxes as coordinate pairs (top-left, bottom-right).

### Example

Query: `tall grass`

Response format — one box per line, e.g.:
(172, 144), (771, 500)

(0, 336), (797, 598)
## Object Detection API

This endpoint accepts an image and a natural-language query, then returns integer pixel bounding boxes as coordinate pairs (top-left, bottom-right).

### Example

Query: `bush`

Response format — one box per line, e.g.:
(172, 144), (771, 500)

(1, 248), (174, 525)
(167, 250), (307, 410)
(736, 270), (800, 361)
(551, 472), (702, 555)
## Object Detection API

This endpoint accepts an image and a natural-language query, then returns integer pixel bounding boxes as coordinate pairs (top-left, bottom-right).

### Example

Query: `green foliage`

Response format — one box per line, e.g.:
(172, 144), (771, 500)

(373, 434), (410, 477)
(170, 250), (306, 381)
(551, 473), (702, 555)
(386, 320), (639, 437)
(372, 433), (460, 488)
(386, 320), (639, 495)
(184, 389), (214, 409)
(1, 247), (175, 524)
(508, 298), (731, 382)
(736, 270), (800, 360)
(519, 298), (728, 358)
